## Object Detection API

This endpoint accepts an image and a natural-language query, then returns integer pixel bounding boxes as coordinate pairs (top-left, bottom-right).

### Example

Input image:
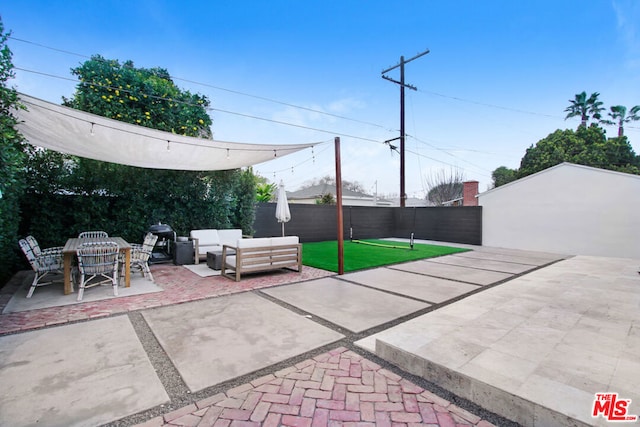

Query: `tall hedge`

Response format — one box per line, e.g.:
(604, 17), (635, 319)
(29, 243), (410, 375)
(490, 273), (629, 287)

(0, 20), (27, 284)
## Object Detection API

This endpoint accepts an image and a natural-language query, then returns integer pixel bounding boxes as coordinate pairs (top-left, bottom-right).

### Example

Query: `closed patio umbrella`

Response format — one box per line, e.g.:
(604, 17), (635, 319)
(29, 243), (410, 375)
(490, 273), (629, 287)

(275, 181), (291, 237)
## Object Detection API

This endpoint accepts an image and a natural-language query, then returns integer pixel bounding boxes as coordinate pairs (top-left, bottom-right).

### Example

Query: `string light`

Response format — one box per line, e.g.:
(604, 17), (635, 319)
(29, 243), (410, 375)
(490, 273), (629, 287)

(90, 122), (95, 136)
(167, 140), (170, 151)
(226, 148), (230, 159)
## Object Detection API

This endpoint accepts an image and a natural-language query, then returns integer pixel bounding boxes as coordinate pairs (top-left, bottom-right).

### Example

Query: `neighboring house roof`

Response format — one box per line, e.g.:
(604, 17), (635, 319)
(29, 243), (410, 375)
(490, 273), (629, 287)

(478, 162), (640, 198)
(287, 183), (393, 206)
(441, 197), (463, 206)
(389, 197), (434, 207)
(287, 183), (373, 200)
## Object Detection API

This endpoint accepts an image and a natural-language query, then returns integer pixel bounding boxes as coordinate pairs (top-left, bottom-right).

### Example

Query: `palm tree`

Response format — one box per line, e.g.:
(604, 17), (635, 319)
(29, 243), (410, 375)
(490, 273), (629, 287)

(600, 105), (640, 137)
(564, 91), (604, 128)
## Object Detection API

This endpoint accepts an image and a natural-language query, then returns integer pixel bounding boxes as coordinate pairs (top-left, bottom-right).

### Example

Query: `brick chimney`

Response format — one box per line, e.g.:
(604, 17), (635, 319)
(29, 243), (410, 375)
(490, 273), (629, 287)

(462, 181), (479, 206)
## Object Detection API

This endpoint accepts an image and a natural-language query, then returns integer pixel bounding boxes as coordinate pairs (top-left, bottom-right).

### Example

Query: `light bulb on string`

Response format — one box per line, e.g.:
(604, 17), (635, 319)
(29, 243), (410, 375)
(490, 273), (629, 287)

(90, 122), (95, 136)
(167, 140), (170, 151)
(226, 148), (230, 159)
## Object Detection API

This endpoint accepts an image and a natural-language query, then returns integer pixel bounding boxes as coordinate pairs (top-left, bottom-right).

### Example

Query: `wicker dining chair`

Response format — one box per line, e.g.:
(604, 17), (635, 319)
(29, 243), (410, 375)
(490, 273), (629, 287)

(76, 241), (120, 301)
(19, 238), (65, 298)
(123, 232), (158, 282)
(78, 231), (109, 239)
(25, 235), (63, 257)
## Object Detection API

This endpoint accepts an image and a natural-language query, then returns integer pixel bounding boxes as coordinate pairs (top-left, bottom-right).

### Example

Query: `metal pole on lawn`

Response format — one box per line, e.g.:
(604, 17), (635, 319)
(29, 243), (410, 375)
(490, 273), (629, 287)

(335, 137), (344, 275)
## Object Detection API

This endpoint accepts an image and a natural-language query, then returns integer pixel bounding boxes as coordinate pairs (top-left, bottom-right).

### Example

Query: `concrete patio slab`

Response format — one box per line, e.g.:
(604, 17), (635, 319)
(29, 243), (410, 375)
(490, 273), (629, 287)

(142, 292), (343, 392)
(453, 249), (561, 266)
(427, 253), (537, 274)
(392, 259), (513, 285)
(343, 267), (480, 303)
(262, 277), (429, 332)
(0, 315), (169, 427)
(471, 246), (569, 262)
(361, 255), (640, 427)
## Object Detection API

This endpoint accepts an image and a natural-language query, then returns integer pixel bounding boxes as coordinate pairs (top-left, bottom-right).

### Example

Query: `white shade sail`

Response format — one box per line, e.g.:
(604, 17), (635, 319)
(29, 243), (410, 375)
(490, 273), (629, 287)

(15, 93), (316, 170)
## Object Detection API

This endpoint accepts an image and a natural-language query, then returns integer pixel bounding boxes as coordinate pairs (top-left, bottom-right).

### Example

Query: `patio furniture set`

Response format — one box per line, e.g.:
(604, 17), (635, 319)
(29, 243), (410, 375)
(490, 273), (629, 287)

(18, 231), (157, 301)
(18, 228), (303, 299)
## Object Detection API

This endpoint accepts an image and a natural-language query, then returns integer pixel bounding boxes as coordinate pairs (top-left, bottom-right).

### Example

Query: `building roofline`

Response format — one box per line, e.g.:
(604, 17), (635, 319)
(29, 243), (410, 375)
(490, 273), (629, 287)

(479, 162), (640, 197)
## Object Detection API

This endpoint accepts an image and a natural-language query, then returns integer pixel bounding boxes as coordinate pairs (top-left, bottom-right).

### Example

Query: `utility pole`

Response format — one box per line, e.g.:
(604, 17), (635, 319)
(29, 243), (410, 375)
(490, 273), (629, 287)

(382, 49), (429, 207)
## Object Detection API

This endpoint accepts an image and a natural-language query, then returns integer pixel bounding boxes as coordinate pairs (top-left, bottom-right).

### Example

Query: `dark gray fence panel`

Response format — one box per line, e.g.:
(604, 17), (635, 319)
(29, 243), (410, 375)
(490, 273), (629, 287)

(394, 207), (482, 245)
(254, 203), (482, 245)
(254, 203), (340, 242)
(344, 206), (394, 240)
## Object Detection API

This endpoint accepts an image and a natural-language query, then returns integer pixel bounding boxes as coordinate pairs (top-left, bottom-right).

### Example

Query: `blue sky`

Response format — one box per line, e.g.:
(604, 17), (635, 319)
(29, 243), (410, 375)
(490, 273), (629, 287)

(3, 0), (640, 197)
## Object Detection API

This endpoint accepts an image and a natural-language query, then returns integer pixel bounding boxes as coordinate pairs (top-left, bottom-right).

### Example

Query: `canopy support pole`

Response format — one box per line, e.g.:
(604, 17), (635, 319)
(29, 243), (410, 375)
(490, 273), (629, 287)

(335, 137), (344, 275)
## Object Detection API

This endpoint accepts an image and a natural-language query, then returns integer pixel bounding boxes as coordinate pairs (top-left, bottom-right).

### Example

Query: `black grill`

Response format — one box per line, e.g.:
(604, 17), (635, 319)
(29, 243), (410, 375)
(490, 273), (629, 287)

(147, 222), (176, 264)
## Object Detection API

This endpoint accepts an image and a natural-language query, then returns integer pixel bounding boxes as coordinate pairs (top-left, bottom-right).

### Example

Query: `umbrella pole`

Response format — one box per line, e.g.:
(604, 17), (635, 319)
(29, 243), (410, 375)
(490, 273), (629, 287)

(282, 222), (285, 237)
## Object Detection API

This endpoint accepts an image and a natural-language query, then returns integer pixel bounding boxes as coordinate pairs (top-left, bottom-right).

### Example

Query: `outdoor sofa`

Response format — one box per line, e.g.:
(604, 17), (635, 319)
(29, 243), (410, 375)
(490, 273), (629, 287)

(189, 229), (243, 264)
(221, 236), (302, 281)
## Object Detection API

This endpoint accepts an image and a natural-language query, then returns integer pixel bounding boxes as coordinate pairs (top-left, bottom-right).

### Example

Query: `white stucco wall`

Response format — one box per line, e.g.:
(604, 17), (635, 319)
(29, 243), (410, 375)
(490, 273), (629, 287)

(478, 163), (640, 258)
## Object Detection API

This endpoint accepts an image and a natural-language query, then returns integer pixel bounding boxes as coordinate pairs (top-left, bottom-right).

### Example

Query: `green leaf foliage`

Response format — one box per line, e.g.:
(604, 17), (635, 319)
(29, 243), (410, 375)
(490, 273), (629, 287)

(0, 18), (28, 284)
(517, 126), (640, 178)
(491, 166), (517, 187)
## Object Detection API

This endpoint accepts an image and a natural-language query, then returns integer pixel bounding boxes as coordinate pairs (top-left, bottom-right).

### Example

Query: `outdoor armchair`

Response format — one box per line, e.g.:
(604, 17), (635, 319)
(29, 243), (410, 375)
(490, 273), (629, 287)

(76, 241), (120, 301)
(123, 232), (158, 281)
(25, 235), (64, 257)
(19, 237), (65, 298)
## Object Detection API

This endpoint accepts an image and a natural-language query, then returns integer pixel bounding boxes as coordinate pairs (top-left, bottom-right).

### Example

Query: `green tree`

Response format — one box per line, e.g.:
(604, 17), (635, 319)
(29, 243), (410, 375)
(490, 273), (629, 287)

(518, 126), (639, 178)
(63, 55), (212, 137)
(256, 183), (277, 202)
(491, 166), (517, 188)
(600, 105), (640, 137)
(316, 193), (335, 204)
(0, 19), (28, 283)
(564, 91), (604, 129)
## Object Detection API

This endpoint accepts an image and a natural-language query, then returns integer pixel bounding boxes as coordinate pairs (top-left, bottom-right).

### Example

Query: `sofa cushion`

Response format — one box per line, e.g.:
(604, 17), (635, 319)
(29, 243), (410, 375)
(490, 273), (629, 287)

(271, 236), (299, 245)
(190, 229), (220, 246)
(218, 229), (243, 247)
(237, 237), (272, 249)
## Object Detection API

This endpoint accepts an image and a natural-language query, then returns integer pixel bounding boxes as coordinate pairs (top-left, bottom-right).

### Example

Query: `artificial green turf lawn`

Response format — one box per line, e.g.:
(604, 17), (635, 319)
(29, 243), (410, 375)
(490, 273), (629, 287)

(302, 239), (470, 273)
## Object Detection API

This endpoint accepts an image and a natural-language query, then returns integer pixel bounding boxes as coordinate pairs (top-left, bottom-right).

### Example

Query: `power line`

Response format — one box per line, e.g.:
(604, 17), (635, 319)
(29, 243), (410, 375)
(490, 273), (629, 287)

(405, 134), (493, 173)
(14, 67), (384, 143)
(9, 36), (393, 132)
(417, 88), (563, 120)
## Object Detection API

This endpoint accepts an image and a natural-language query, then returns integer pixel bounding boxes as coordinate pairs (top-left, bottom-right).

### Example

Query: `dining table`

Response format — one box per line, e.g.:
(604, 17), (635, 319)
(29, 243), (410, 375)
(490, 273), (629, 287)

(62, 237), (132, 295)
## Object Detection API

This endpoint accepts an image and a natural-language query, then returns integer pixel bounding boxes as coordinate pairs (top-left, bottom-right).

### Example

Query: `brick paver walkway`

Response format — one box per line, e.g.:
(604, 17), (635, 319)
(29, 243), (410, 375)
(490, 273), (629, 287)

(136, 348), (495, 427)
